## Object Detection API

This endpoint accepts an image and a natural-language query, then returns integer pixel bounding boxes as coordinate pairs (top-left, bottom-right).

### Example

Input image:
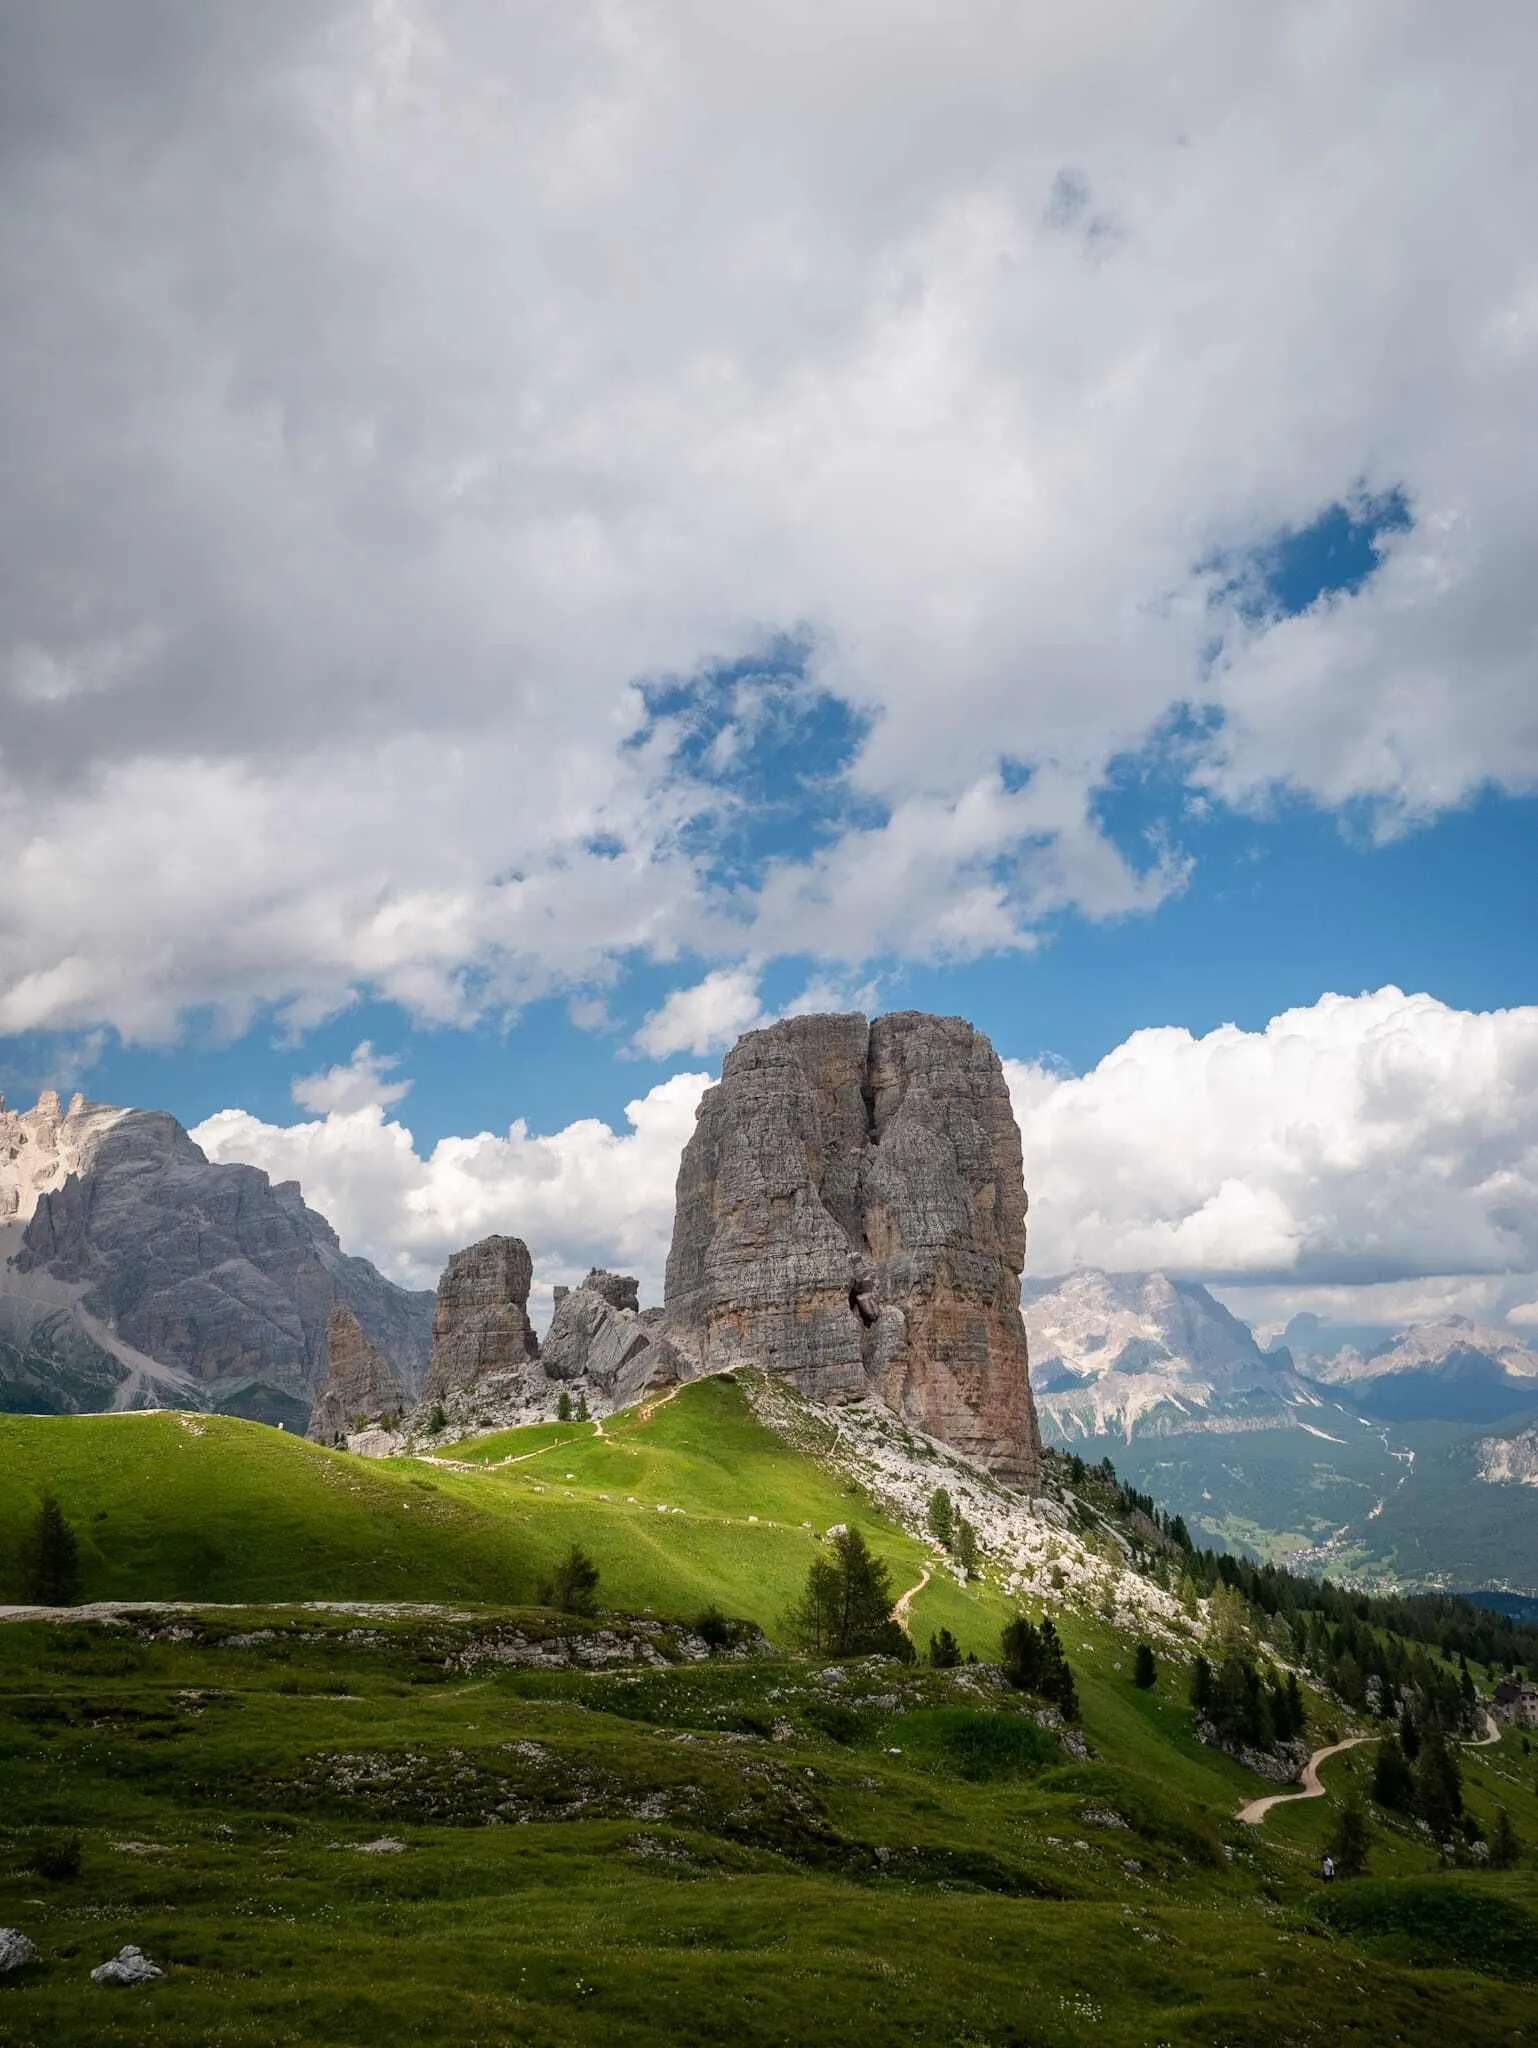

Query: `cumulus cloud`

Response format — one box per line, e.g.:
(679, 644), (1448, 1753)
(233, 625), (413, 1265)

(290, 1041), (410, 1116)
(633, 968), (766, 1058)
(191, 1070), (711, 1310)
(1006, 989), (1538, 1308)
(2, 3), (1537, 1037)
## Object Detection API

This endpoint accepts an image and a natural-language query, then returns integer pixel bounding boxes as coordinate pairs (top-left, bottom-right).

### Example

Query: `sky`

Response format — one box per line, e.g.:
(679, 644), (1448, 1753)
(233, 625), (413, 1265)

(2, 2), (1536, 1337)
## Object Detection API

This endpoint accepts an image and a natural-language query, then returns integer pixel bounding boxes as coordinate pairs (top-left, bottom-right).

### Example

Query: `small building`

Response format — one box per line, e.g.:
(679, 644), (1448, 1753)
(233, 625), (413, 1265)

(1492, 1676), (1538, 1728)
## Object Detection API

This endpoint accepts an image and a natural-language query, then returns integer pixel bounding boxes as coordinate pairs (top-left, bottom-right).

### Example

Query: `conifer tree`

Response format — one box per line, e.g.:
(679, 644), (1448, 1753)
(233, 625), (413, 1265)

(954, 1517), (980, 1579)
(1133, 1641), (1157, 1690)
(1329, 1791), (1371, 1878)
(1372, 1733), (1416, 1813)
(928, 1627), (961, 1669)
(21, 1494), (79, 1607)
(556, 1390), (573, 1422)
(540, 1544), (601, 1616)
(926, 1487), (954, 1548)
(1489, 1806), (1521, 1871)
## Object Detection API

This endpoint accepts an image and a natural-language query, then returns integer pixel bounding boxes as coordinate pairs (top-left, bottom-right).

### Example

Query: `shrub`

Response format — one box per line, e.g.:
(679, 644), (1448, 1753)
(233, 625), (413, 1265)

(1133, 1642), (1157, 1690)
(32, 1834), (83, 1882)
(695, 1605), (735, 1651)
(428, 1403), (447, 1434)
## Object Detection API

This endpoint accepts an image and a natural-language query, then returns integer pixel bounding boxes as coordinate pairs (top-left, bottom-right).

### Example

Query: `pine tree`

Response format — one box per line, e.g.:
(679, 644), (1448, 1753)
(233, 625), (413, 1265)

(926, 1487), (954, 1548)
(1489, 1806), (1521, 1871)
(954, 1518), (980, 1579)
(1417, 1722), (1463, 1847)
(577, 1390), (590, 1422)
(789, 1528), (901, 1656)
(21, 1494), (79, 1607)
(1372, 1734), (1416, 1813)
(1329, 1792), (1372, 1878)
(1133, 1642), (1157, 1690)
(928, 1627), (961, 1669)
(1191, 1654), (1213, 1713)
(556, 1390), (573, 1422)
(539, 1544), (601, 1616)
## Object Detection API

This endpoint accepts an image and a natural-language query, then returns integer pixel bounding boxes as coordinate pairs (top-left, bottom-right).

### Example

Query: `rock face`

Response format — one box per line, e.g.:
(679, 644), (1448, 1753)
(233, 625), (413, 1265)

(423, 1236), (540, 1404)
(542, 1270), (681, 1408)
(663, 1011), (1041, 1485)
(308, 1305), (406, 1444)
(5, 1101), (433, 1426)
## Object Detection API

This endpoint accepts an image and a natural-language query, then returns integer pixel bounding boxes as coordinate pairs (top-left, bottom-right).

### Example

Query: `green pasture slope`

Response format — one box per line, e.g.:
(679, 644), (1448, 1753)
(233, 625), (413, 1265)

(1, 1379), (1536, 2046)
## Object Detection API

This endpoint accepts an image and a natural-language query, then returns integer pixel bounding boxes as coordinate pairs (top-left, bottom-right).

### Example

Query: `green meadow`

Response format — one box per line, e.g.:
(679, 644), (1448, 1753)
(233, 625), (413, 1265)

(1, 1379), (1536, 2045)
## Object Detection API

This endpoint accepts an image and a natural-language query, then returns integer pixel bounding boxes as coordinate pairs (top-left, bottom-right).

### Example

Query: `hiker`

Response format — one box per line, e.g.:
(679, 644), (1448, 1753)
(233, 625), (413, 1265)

(1320, 1853), (1336, 1883)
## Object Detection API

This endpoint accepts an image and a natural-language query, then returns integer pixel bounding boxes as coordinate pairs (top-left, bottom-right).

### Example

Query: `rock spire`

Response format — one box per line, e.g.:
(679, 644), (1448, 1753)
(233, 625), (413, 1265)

(423, 1235), (540, 1404)
(662, 1011), (1041, 1485)
(308, 1305), (406, 1444)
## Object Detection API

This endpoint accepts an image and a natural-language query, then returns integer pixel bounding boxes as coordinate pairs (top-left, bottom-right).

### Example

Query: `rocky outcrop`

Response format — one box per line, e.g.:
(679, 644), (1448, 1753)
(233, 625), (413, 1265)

(6, 1101), (433, 1426)
(423, 1236), (540, 1404)
(542, 1270), (681, 1407)
(663, 1011), (1041, 1486)
(308, 1305), (406, 1444)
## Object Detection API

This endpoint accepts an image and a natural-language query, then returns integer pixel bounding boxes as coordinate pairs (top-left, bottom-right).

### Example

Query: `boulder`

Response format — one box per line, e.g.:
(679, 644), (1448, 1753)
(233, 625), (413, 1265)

(0, 1927), (38, 1972)
(663, 1011), (1041, 1485)
(90, 1944), (163, 1985)
(423, 1236), (540, 1403)
(307, 1305), (406, 1444)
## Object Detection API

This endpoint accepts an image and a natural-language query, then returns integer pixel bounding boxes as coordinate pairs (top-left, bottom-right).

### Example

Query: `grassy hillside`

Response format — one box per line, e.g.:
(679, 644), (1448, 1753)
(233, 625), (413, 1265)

(4, 1381), (1538, 2045)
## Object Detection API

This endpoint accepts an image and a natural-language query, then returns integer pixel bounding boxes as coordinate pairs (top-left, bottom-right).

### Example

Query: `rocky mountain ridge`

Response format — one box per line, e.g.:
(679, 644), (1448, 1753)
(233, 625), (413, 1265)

(1, 1095), (433, 1426)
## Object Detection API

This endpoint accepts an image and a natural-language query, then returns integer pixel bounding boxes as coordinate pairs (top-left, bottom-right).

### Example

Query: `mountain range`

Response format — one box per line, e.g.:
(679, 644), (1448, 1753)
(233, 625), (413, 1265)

(1023, 1269), (1538, 1592)
(0, 1090), (431, 1428)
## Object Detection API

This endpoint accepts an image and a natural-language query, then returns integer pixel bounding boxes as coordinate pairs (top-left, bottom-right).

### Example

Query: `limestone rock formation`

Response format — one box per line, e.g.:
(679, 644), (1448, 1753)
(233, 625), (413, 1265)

(308, 1305), (406, 1444)
(542, 1269), (681, 1407)
(5, 1101), (433, 1425)
(663, 1011), (1041, 1485)
(423, 1236), (540, 1404)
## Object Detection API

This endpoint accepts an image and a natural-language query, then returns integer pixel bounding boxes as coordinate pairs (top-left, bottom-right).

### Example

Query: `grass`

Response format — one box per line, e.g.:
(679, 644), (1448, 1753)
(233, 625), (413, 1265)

(3, 1380), (1538, 2044)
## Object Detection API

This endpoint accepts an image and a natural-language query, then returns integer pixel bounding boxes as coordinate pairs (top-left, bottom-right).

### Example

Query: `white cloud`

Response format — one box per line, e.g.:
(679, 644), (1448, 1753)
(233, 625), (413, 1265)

(191, 1069), (711, 1310)
(1, 3), (1535, 1034)
(291, 1040), (410, 1116)
(1005, 989), (1538, 1304)
(632, 968), (766, 1058)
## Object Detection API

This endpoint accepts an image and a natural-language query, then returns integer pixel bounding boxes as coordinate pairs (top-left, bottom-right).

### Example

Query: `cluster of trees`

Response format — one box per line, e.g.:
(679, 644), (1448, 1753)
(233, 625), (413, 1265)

(1000, 1614), (1079, 1721)
(926, 1487), (980, 1578)
(555, 1390), (591, 1423)
(1191, 1651), (1306, 1751)
(1058, 1447), (1534, 1724)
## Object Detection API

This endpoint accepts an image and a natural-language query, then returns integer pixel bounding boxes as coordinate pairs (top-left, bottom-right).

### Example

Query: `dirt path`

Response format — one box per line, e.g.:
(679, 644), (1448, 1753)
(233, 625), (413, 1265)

(1464, 1710), (1501, 1748)
(892, 1563), (932, 1634)
(1236, 1734), (1372, 1826)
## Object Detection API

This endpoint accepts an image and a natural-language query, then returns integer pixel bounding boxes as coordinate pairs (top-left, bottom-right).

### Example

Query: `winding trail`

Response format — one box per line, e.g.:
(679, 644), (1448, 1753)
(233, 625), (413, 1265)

(893, 1563), (932, 1634)
(1236, 1734), (1371, 1826)
(1464, 1710), (1501, 1749)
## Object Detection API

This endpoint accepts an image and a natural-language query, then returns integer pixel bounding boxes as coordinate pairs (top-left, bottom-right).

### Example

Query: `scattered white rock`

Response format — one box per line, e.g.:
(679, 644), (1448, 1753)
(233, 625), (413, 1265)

(91, 1945), (163, 1986)
(0, 1929), (39, 1973)
(350, 1837), (408, 1855)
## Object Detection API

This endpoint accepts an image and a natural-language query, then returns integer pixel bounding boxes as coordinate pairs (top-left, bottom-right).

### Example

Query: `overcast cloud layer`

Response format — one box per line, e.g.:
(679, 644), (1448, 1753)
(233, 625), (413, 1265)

(4, 2), (1537, 1039)
(193, 989), (1538, 1336)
